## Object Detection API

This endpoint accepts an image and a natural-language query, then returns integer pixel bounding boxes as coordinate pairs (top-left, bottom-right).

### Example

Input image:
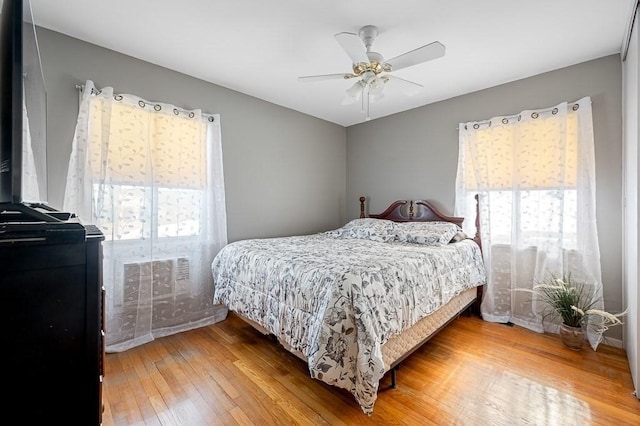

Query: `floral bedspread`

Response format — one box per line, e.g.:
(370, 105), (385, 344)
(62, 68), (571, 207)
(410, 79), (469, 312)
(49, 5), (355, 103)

(211, 233), (486, 415)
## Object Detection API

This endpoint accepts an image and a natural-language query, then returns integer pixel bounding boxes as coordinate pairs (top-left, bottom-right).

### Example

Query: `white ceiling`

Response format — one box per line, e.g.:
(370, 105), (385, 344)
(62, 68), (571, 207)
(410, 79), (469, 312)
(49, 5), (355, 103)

(29, 0), (634, 127)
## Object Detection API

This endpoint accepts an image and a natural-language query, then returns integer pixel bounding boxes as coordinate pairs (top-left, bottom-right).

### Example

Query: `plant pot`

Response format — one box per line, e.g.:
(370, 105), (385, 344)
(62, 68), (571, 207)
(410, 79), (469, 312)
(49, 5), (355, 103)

(559, 323), (585, 351)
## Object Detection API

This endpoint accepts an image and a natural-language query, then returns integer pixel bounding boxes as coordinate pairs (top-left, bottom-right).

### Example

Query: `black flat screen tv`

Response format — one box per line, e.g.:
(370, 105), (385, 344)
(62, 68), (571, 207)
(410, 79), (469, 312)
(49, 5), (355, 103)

(0, 0), (58, 222)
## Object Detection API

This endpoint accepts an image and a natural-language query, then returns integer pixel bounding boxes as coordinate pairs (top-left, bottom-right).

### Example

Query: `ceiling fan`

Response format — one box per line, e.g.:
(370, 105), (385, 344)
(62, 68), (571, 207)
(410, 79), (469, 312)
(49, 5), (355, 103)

(298, 25), (445, 120)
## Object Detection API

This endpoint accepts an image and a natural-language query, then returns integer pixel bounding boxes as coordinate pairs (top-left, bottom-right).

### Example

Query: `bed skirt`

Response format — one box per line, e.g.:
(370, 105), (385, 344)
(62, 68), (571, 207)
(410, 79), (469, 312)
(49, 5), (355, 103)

(235, 286), (477, 373)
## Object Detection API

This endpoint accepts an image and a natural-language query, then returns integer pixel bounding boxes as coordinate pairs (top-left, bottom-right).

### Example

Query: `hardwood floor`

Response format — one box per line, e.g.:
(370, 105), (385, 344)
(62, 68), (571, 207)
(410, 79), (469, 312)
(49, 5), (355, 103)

(102, 312), (640, 425)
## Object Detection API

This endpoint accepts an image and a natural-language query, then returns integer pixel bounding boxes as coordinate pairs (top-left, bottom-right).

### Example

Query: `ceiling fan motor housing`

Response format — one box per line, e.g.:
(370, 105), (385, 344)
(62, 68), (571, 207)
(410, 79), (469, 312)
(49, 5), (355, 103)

(358, 26), (387, 75)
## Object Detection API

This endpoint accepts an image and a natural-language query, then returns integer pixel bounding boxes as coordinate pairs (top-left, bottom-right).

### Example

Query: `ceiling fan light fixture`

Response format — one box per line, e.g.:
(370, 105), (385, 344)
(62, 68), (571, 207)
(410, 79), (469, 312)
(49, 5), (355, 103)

(346, 80), (364, 98)
(368, 76), (385, 96)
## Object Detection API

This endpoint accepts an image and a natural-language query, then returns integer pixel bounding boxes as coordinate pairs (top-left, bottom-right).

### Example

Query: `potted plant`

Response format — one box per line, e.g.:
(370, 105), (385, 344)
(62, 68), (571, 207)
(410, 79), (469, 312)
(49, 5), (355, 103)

(518, 273), (627, 351)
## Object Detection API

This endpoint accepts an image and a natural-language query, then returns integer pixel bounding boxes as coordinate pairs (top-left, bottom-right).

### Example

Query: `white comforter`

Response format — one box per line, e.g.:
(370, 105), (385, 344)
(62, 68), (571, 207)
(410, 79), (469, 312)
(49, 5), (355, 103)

(212, 232), (486, 414)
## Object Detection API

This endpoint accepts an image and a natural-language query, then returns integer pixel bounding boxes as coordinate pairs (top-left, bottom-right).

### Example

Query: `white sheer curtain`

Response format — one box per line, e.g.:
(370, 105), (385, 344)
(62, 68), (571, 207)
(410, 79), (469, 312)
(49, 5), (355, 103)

(455, 97), (605, 350)
(64, 80), (228, 352)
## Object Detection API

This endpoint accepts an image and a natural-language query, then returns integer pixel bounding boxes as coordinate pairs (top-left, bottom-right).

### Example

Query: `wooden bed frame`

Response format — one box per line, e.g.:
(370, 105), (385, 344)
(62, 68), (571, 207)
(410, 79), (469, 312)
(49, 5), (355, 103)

(357, 195), (483, 387)
(237, 195), (485, 392)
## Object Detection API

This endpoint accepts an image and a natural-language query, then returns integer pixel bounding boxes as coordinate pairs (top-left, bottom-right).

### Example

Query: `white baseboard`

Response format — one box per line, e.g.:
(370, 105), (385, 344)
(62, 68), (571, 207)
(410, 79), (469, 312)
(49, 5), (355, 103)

(600, 336), (623, 349)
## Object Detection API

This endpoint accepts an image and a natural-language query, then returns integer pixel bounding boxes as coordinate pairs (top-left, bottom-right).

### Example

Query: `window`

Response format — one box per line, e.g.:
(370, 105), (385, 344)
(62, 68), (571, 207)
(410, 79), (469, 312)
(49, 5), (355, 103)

(458, 105), (580, 252)
(481, 189), (578, 250)
(64, 81), (227, 351)
(455, 97), (604, 347)
(84, 96), (212, 242)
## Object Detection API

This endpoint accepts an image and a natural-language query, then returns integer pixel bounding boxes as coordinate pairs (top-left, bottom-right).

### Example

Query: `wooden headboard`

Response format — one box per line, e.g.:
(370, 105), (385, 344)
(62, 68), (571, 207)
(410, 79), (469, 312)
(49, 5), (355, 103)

(359, 195), (482, 252)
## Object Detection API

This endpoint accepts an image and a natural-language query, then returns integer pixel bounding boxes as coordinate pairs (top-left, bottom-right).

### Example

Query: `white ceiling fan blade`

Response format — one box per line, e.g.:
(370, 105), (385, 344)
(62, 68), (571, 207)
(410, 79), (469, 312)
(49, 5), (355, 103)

(385, 75), (423, 96)
(385, 41), (445, 71)
(298, 73), (352, 82)
(335, 32), (369, 65)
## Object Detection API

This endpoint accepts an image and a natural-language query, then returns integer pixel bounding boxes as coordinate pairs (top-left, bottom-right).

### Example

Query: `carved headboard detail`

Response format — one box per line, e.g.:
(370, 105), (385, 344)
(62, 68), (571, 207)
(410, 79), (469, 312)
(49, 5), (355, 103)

(359, 195), (482, 251)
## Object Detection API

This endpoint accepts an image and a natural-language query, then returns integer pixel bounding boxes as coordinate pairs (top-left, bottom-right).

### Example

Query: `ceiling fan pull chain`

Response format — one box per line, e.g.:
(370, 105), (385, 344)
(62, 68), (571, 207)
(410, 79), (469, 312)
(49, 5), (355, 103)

(364, 87), (371, 121)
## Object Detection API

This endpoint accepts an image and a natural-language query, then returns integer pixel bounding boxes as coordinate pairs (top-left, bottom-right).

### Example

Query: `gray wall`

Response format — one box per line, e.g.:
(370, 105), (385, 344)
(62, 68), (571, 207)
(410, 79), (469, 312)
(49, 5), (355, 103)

(37, 28), (347, 242)
(38, 27), (626, 341)
(347, 55), (624, 336)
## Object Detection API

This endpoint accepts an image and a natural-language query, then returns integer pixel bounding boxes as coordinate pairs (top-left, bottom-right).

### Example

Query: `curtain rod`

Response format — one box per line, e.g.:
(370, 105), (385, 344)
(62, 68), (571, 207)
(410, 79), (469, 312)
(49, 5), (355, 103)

(73, 83), (217, 121)
(456, 99), (585, 130)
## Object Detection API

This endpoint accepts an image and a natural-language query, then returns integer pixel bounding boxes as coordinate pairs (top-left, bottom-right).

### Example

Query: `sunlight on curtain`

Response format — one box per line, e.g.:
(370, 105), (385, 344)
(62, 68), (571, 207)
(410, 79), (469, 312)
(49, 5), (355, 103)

(454, 97), (605, 350)
(64, 80), (228, 352)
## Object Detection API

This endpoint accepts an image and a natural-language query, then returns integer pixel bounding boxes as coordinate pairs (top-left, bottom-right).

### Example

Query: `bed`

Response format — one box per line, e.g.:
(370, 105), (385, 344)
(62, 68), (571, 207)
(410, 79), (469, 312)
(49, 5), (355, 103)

(211, 196), (486, 415)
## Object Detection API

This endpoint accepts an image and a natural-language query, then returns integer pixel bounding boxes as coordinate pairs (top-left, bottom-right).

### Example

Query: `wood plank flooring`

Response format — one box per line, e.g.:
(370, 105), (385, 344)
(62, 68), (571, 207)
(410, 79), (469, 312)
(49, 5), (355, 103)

(102, 312), (640, 425)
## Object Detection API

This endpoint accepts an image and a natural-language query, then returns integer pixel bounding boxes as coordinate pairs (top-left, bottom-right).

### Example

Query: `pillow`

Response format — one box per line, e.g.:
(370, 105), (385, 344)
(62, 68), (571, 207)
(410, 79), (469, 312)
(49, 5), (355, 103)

(326, 218), (396, 243)
(394, 221), (461, 246)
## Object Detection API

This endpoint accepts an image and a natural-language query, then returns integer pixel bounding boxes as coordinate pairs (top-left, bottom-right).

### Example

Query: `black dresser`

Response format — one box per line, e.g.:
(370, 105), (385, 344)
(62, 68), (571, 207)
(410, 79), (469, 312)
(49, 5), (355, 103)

(1, 219), (105, 424)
